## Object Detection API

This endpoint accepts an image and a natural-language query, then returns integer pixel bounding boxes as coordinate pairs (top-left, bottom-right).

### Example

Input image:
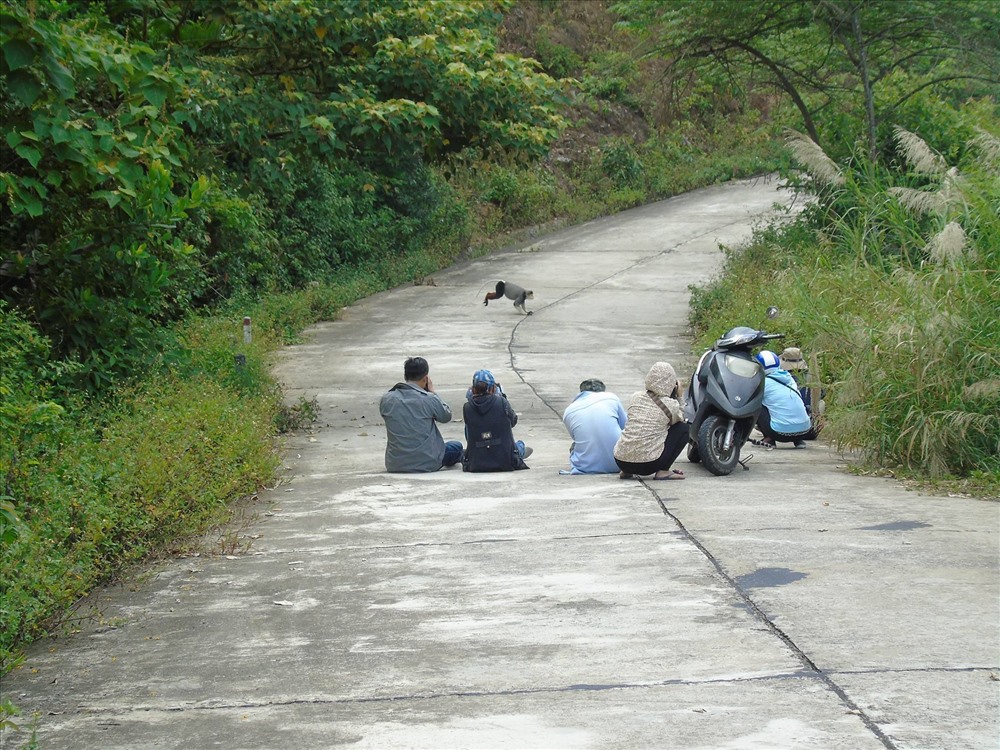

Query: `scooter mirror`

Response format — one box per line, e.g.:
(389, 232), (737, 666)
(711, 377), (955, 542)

(765, 306), (780, 319)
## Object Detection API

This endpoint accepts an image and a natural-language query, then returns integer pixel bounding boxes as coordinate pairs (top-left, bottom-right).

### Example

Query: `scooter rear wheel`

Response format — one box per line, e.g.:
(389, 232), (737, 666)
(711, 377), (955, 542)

(697, 414), (740, 476)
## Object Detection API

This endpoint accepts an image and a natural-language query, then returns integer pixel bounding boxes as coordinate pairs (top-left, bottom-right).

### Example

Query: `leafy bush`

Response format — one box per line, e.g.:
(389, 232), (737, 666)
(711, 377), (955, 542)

(0, 3), (210, 391)
(601, 140), (644, 189)
(534, 29), (583, 78)
(0, 303), (71, 503)
(580, 51), (640, 107)
(580, 74), (633, 105)
(192, 181), (281, 304)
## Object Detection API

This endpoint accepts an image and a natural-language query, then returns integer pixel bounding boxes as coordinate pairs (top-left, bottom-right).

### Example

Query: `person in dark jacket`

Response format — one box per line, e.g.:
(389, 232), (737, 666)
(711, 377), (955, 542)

(462, 369), (531, 472)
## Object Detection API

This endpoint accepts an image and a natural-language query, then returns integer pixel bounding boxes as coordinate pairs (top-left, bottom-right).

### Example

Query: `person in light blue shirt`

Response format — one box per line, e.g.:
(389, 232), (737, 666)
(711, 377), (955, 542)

(561, 379), (628, 474)
(754, 350), (817, 449)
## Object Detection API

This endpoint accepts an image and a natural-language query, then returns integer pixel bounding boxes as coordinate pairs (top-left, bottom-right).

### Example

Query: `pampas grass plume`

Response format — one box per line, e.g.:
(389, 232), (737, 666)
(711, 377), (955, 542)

(893, 126), (947, 175)
(785, 130), (845, 187)
(889, 186), (946, 216)
(926, 221), (971, 265)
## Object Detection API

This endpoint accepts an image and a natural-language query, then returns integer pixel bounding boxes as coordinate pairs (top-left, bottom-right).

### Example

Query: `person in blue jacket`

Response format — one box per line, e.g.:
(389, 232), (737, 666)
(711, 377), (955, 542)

(779, 346), (824, 421)
(754, 350), (818, 449)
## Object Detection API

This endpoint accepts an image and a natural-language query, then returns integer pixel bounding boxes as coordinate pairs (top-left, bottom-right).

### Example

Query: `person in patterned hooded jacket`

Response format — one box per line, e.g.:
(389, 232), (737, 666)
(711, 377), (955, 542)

(613, 361), (687, 481)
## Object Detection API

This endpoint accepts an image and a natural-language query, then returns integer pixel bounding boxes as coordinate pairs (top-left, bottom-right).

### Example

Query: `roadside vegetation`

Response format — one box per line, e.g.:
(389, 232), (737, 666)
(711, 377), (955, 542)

(1, 0), (996, 682)
(689, 126), (999, 498)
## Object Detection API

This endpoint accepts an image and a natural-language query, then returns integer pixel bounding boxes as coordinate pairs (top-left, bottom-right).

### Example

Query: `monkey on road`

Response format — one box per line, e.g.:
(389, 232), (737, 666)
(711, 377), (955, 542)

(483, 280), (534, 315)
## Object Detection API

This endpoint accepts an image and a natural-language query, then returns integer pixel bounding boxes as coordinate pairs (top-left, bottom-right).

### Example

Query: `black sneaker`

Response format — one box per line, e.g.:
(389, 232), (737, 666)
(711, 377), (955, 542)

(793, 440), (807, 449)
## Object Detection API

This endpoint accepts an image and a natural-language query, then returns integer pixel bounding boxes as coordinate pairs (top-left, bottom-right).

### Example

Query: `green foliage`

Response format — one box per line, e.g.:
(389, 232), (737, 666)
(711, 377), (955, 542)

(142, 0), (567, 169)
(534, 28), (583, 78)
(0, 303), (73, 504)
(580, 51), (639, 108)
(1, 2), (208, 390)
(1, 0), (566, 394)
(0, 497), (22, 549)
(447, 155), (564, 238)
(690, 119), (1000, 488)
(0, 323), (277, 669)
(613, 0), (1000, 162)
(601, 139), (643, 188)
(191, 180), (281, 303)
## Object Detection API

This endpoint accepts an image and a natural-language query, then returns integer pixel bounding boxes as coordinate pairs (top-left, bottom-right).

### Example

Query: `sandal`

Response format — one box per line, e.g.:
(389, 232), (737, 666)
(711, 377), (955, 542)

(651, 470), (685, 480)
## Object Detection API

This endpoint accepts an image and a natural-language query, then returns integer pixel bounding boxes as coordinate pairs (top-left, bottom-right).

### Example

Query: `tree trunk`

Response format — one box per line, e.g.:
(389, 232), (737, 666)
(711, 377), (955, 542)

(851, 7), (878, 162)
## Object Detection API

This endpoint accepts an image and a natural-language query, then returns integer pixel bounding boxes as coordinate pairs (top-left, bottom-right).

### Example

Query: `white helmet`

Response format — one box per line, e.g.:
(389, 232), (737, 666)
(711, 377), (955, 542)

(755, 350), (781, 370)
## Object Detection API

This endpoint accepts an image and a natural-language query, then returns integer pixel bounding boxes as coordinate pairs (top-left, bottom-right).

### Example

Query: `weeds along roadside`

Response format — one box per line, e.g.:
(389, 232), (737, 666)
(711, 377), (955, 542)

(0, 249), (457, 672)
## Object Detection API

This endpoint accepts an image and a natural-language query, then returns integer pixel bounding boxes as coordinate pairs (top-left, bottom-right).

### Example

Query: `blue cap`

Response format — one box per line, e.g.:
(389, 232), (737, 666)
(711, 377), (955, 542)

(472, 369), (495, 387)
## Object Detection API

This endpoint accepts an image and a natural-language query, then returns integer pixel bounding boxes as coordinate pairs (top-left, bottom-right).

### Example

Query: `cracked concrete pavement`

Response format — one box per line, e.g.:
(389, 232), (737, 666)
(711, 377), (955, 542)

(2, 177), (997, 750)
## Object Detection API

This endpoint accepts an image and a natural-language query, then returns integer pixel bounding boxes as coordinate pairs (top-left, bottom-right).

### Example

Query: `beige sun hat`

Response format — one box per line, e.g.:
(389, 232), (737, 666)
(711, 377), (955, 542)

(779, 347), (807, 371)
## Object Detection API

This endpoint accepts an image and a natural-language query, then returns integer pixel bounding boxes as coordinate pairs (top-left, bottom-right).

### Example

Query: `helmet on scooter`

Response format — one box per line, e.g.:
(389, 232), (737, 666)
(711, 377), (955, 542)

(755, 350), (781, 370)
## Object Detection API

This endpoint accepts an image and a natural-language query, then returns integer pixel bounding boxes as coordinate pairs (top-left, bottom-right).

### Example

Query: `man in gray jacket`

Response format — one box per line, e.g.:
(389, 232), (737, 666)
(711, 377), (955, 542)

(379, 357), (463, 472)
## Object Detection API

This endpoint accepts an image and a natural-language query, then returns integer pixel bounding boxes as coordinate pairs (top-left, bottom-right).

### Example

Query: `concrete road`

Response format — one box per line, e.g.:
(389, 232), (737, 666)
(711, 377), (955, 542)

(2, 178), (997, 750)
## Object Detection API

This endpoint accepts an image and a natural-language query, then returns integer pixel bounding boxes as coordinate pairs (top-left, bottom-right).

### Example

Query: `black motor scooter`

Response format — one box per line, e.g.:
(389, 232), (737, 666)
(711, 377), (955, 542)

(683, 319), (784, 475)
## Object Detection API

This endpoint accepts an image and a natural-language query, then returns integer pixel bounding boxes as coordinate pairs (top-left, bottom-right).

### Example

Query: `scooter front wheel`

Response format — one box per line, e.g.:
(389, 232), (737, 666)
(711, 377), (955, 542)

(697, 414), (740, 476)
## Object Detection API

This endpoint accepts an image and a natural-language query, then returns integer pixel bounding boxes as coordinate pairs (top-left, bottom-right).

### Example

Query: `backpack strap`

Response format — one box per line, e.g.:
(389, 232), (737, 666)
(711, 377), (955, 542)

(766, 374), (805, 400)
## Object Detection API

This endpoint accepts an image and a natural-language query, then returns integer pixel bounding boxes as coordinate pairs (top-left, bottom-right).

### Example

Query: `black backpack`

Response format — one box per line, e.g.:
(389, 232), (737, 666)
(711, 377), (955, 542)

(462, 396), (526, 472)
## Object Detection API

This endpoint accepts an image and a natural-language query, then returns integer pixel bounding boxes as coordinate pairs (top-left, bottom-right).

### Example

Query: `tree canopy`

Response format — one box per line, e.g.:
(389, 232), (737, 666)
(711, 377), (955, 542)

(613, 0), (999, 160)
(1, 0), (566, 385)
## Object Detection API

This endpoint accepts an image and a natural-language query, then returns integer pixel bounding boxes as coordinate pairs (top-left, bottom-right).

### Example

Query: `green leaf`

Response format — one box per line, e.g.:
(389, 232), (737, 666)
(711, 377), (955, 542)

(142, 82), (169, 109)
(21, 176), (48, 198)
(15, 143), (41, 168)
(50, 123), (71, 145)
(92, 190), (122, 209)
(2, 39), (36, 72)
(41, 53), (75, 98)
(6, 69), (42, 107)
(21, 196), (43, 217)
(115, 143), (142, 158)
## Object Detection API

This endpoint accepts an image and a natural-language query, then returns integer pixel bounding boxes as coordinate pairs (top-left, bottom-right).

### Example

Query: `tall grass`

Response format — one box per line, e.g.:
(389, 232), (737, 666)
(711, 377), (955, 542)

(690, 128), (1000, 494)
